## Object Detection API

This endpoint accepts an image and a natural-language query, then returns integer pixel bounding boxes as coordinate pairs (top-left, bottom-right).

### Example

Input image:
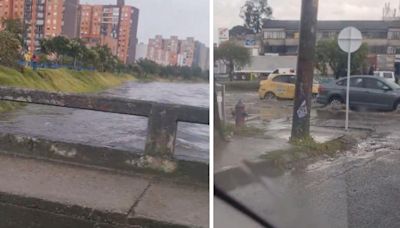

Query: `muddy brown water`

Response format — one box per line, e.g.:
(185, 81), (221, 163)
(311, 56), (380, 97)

(0, 82), (209, 163)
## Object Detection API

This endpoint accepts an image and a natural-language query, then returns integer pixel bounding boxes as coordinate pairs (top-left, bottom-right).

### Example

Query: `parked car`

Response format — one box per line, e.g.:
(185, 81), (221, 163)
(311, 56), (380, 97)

(374, 71), (396, 84)
(317, 75), (400, 111)
(258, 74), (320, 100)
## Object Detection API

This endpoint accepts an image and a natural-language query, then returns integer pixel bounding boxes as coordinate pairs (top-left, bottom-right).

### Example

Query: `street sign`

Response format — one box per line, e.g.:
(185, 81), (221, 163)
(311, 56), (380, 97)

(338, 27), (363, 131)
(338, 27), (362, 53)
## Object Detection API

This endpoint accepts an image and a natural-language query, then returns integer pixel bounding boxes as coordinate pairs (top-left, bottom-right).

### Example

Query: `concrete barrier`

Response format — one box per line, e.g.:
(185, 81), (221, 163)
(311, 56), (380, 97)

(0, 86), (209, 181)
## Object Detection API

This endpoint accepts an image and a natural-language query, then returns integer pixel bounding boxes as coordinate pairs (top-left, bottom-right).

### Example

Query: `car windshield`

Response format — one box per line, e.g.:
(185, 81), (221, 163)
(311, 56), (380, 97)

(215, 1), (400, 228)
(386, 80), (400, 89)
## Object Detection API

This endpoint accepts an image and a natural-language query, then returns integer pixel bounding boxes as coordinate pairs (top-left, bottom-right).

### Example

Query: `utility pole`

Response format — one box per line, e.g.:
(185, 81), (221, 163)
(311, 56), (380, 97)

(291, 0), (319, 141)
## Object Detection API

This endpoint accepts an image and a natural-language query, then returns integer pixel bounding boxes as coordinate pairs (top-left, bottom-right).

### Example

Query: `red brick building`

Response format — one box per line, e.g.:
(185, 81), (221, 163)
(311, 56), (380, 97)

(78, 1), (139, 64)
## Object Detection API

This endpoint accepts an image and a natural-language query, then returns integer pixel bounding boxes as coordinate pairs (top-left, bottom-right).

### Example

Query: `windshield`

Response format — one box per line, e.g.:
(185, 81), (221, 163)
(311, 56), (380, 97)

(386, 80), (400, 89)
(215, 1), (400, 227)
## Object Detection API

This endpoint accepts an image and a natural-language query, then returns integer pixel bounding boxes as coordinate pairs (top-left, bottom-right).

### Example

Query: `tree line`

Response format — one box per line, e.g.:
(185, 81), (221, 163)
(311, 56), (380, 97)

(0, 19), (208, 80)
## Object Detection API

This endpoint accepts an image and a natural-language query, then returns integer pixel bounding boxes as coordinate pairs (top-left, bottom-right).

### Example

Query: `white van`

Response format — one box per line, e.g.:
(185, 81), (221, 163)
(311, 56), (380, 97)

(374, 71), (396, 84)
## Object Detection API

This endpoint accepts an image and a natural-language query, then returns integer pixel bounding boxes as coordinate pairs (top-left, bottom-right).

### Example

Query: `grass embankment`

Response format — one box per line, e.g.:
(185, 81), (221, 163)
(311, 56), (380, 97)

(0, 66), (134, 112)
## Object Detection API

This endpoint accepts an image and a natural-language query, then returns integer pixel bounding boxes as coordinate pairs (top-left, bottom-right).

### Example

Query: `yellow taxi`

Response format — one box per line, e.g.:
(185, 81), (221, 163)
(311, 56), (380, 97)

(258, 74), (320, 100)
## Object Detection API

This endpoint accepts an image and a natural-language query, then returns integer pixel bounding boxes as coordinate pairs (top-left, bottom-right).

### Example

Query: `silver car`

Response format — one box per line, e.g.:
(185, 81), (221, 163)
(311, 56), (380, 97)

(317, 75), (400, 111)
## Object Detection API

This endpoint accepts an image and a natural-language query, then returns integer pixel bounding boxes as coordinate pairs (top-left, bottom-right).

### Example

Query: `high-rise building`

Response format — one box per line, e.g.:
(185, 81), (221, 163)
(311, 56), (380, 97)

(62, 0), (80, 38)
(135, 42), (147, 61)
(0, 0), (25, 30)
(78, 2), (139, 64)
(22, 0), (67, 52)
(147, 35), (164, 64)
(177, 37), (195, 67)
(194, 41), (209, 70)
(146, 35), (206, 68)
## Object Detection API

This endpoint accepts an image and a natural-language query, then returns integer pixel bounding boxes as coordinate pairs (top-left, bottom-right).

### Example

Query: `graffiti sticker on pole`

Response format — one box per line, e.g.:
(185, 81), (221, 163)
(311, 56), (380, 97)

(297, 100), (308, 118)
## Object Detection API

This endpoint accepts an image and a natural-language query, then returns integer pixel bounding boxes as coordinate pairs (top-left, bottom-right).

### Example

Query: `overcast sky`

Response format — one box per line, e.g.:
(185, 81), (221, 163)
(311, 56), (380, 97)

(83, 0), (209, 45)
(214, 0), (400, 42)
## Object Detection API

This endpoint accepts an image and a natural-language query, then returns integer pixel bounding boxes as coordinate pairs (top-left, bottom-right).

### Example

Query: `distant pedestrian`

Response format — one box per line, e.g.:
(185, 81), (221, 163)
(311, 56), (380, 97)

(24, 52), (32, 67)
(368, 65), (375, 75)
(31, 54), (38, 71)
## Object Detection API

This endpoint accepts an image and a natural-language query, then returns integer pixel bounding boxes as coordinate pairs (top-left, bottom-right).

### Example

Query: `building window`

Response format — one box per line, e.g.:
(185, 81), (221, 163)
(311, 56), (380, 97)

(388, 46), (396, 54)
(264, 31), (286, 39)
(363, 31), (387, 39)
(389, 31), (400, 40)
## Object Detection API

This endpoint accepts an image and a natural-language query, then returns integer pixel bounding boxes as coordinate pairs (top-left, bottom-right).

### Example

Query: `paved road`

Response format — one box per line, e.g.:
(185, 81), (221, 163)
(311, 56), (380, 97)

(216, 92), (400, 228)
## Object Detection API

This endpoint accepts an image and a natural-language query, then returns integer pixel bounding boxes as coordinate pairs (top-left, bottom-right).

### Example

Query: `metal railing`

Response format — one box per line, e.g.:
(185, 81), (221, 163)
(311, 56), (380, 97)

(0, 86), (209, 159)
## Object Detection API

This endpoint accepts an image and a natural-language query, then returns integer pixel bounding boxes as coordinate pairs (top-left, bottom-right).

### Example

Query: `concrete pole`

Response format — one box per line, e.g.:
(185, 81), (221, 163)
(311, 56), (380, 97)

(291, 0), (319, 141)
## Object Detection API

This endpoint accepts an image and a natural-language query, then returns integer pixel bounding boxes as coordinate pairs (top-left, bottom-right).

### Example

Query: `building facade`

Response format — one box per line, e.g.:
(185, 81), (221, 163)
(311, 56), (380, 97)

(22, 0), (66, 52)
(0, 0), (25, 31)
(146, 35), (207, 68)
(135, 42), (147, 61)
(62, 0), (79, 38)
(78, 1), (139, 64)
(257, 20), (400, 72)
(194, 41), (209, 70)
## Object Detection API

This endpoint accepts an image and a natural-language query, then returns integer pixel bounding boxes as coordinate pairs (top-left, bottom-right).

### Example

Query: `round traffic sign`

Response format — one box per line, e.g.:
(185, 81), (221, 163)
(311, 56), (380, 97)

(338, 27), (362, 53)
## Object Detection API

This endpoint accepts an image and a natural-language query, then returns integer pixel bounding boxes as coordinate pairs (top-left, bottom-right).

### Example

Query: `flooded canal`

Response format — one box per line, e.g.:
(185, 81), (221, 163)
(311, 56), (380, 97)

(0, 81), (209, 162)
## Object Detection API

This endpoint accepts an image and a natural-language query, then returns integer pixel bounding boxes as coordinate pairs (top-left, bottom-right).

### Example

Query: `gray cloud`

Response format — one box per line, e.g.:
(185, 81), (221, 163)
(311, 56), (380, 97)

(82, 0), (210, 45)
(214, 0), (400, 42)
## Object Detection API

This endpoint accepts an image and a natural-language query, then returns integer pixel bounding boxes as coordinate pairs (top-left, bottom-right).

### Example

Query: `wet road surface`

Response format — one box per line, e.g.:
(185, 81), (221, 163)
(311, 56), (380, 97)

(216, 91), (400, 228)
(0, 82), (209, 162)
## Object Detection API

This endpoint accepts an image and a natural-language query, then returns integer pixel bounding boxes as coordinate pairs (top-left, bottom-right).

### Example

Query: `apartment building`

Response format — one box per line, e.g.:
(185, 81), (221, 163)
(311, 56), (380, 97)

(146, 36), (208, 68)
(178, 37), (195, 67)
(147, 35), (165, 65)
(78, 1), (139, 64)
(0, 0), (25, 31)
(194, 41), (209, 70)
(135, 42), (147, 61)
(21, 0), (65, 52)
(62, 0), (79, 38)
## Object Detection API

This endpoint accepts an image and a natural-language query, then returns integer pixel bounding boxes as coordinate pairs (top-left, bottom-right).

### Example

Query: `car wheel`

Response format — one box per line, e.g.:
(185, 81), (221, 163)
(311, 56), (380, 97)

(329, 96), (343, 109)
(264, 92), (277, 101)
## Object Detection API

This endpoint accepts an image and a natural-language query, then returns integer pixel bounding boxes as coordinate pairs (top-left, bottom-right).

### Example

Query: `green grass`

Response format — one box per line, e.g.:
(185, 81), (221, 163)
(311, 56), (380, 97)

(223, 122), (265, 137)
(0, 66), (135, 111)
(260, 136), (352, 166)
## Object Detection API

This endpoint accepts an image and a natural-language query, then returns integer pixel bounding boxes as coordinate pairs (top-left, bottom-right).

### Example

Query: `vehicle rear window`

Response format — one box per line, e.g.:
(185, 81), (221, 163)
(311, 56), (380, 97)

(383, 73), (393, 78)
(272, 75), (291, 83)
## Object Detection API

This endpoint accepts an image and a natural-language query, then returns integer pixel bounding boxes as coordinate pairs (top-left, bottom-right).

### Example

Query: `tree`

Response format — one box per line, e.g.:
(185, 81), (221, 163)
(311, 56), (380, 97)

(240, 0), (272, 34)
(214, 41), (251, 81)
(137, 59), (160, 76)
(0, 31), (21, 68)
(229, 25), (254, 38)
(40, 36), (70, 64)
(315, 39), (369, 79)
(1, 18), (23, 45)
(67, 38), (86, 69)
(92, 45), (114, 72)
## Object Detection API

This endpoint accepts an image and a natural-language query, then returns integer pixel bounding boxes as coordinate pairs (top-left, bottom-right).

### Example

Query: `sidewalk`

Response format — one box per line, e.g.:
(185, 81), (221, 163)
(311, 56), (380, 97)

(0, 153), (208, 227)
(214, 123), (352, 173)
